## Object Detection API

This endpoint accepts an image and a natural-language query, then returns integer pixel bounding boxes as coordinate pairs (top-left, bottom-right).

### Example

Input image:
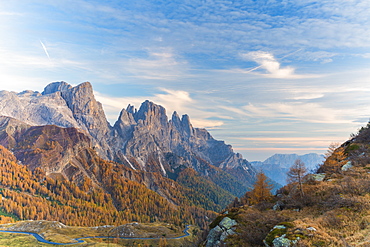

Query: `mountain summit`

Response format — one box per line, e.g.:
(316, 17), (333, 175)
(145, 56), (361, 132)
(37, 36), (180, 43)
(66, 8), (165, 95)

(0, 81), (256, 197)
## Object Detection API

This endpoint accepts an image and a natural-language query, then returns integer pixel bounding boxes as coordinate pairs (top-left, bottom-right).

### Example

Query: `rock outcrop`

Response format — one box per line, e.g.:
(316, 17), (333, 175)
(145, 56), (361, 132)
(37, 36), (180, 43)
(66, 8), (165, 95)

(0, 81), (111, 160)
(112, 100), (256, 191)
(0, 81), (257, 195)
(204, 216), (237, 247)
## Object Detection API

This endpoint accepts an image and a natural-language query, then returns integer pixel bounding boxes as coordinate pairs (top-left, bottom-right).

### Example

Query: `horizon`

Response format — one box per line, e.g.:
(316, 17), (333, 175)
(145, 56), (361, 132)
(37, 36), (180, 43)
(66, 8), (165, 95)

(1, 1), (370, 161)
(0, 80), (331, 162)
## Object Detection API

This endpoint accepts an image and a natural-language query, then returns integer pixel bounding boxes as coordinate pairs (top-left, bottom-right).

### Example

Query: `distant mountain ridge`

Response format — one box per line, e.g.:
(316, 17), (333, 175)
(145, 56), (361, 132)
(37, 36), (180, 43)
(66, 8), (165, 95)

(251, 153), (325, 186)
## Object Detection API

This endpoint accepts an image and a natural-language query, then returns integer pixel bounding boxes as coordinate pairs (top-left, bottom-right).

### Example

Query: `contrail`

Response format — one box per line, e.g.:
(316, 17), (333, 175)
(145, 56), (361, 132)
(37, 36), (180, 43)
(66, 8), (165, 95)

(280, 48), (303, 59)
(244, 64), (263, 73)
(39, 40), (50, 59)
(244, 48), (303, 74)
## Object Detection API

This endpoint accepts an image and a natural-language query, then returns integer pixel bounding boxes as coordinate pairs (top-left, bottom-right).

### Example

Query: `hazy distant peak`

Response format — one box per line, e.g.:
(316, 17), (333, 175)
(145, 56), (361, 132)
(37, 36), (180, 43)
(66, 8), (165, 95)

(263, 153), (324, 168)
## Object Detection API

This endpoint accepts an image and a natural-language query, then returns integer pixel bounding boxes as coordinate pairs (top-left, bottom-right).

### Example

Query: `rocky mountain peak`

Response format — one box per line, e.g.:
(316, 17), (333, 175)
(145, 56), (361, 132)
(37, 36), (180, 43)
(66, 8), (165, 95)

(113, 108), (136, 140)
(0, 81), (258, 196)
(181, 114), (194, 137)
(171, 111), (181, 128)
(170, 112), (194, 137)
(134, 100), (168, 128)
(0, 81), (112, 159)
(42, 81), (72, 95)
(126, 104), (136, 114)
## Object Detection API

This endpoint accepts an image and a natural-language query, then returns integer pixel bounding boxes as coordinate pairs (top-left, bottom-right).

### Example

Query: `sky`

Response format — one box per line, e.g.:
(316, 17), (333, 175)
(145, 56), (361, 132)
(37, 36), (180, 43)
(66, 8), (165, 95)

(1, 0), (370, 161)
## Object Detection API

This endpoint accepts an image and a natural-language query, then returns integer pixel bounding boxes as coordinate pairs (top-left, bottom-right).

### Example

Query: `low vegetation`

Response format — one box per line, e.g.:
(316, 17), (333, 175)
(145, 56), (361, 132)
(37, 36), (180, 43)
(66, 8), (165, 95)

(206, 121), (370, 246)
(0, 220), (198, 246)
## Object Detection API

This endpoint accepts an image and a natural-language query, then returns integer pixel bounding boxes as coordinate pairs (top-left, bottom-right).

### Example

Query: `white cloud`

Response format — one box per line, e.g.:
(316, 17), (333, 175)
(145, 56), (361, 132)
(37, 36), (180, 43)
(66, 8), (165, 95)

(235, 147), (328, 152)
(241, 51), (318, 79)
(218, 105), (251, 117)
(95, 88), (224, 129)
(125, 48), (188, 80)
(242, 102), (353, 124)
(291, 93), (325, 100)
(359, 53), (370, 59)
(237, 137), (345, 147)
(0, 12), (22, 16)
(153, 88), (193, 113)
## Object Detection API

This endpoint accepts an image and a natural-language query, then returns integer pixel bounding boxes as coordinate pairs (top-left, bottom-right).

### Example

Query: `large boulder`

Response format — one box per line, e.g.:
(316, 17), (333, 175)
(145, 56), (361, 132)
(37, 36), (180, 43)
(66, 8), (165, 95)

(204, 216), (238, 247)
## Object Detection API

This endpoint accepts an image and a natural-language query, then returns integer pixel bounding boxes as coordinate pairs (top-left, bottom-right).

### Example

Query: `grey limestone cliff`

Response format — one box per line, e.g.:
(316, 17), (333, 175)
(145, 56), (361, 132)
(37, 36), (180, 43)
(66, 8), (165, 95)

(0, 81), (257, 192)
(112, 100), (256, 190)
(0, 81), (111, 159)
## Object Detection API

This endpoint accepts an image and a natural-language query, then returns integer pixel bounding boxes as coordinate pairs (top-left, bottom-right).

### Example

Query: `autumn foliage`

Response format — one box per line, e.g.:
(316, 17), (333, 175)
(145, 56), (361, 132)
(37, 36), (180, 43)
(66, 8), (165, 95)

(0, 145), (215, 228)
(241, 172), (273, 205)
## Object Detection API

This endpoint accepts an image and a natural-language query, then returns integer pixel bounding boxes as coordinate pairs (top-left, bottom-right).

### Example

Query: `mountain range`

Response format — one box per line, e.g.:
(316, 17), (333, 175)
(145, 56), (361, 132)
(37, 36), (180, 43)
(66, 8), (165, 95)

(251, 153), (325, 186)
(0, 81), (258, 228)
(203, 122), (370, 247)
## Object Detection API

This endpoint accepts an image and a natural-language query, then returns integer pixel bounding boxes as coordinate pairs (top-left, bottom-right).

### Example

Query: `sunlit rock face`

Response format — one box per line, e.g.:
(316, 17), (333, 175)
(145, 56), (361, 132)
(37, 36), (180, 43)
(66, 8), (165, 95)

(0, 81), (257, 192)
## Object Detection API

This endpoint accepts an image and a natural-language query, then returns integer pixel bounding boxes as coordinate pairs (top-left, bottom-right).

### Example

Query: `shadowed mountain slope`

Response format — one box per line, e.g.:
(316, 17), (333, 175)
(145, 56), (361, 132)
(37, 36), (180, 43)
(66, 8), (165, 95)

(0, 82), (257, 197)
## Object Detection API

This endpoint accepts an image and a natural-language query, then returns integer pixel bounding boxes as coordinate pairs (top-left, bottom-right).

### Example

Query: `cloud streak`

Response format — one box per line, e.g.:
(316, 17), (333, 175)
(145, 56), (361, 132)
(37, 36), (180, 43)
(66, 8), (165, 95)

(125, 48), (188, 80)
(1, 0), (370, 161)
(241, 51), (319, 79)
(39, 40), (50, 59)
(95, 88), (224, 129)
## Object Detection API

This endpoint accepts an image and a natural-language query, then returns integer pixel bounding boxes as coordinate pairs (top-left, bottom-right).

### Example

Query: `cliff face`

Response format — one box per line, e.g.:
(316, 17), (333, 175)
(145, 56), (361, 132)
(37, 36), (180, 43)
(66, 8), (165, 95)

(0, 82), (111, 160)
(0, 116), (95, 182)
(42, 81), (112, 159)
(0, 81), (257, 194)
(112, 100), (256, 191)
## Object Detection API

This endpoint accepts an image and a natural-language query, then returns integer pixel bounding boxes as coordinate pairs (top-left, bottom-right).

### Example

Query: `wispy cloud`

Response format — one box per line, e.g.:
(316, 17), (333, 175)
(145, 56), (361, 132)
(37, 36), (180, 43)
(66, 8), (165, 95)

(0, 12), (23, 16)
(237, 137), (345, 147)
(235, 147), (328, 152)
(242, 102), (352, 124)
(1, 0), (370, 162)
(95, 88), (224, 129)
(241, 51), (319, 79)
(124, 48), (189, 80)
(39, 40), (50, 59)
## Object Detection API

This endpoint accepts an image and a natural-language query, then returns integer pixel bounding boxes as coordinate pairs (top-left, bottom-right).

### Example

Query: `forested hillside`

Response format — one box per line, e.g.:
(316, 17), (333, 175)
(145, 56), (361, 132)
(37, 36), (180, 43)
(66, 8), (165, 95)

(0, 82), (259, 230)
(0, 145), (218, 228)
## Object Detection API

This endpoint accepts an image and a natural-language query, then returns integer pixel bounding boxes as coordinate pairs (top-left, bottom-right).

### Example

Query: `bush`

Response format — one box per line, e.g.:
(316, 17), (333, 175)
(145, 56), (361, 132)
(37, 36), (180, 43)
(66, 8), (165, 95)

(226, 208), (288, 246)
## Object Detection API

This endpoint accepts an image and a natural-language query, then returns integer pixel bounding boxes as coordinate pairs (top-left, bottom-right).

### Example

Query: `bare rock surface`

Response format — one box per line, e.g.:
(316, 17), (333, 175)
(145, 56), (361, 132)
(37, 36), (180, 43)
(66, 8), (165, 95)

(0, 81), (257, 192)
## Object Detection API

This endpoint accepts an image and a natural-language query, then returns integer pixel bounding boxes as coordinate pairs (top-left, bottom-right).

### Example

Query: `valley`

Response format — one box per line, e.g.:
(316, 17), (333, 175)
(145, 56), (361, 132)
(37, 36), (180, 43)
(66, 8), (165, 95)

(2, 1), (368, 246)
(0, 220), (197, 246)
(0, 81), (369, 246)
(0, 81), (258, 245)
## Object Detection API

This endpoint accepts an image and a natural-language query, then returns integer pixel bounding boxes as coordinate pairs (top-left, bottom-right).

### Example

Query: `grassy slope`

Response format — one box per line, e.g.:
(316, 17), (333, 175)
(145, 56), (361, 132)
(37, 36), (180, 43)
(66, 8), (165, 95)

(207, 125), (370, 246)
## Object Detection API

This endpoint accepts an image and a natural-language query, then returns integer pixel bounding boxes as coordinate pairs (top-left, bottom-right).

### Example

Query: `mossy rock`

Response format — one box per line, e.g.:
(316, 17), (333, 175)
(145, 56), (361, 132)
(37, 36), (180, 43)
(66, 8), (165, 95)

(209, 213), (238, 230)
(209, 215), (225, 229)
(264, 222), (294, 246)
(265, 227), (288, 245)
(279, 222), (294, 228)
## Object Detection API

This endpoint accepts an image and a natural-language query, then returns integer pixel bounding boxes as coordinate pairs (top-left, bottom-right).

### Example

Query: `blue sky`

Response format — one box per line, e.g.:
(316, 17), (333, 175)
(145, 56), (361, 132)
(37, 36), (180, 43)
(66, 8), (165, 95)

(1, 0), (370, 161)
